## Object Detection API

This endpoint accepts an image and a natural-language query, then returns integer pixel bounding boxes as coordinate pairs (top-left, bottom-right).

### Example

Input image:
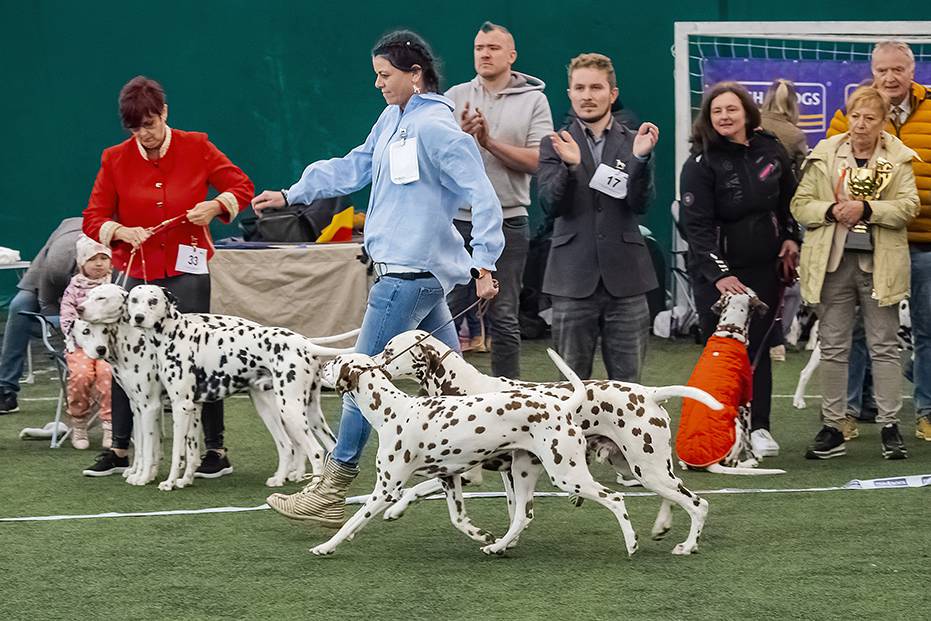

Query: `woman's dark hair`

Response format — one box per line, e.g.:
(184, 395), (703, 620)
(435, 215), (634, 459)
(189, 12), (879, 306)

(690, 81), (761, 154)
(372, 30), (441, 93)
(119, 76), (166, 130)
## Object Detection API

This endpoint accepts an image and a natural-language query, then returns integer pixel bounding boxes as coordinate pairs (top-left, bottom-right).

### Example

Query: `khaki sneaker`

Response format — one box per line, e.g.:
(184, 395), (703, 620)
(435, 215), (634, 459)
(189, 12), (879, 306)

(842, 416), (859, 441)
(468, 335), (487, 353)
(769, 345), (786, 362)
(70, 417), (90, 450)
(916, 415), (931, 441)
(266, 457), (359, 528)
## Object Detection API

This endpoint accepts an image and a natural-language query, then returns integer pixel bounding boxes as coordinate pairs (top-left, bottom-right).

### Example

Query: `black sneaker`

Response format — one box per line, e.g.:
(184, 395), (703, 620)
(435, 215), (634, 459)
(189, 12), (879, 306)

(805, 426), (846, 460)
(0, 391), (19, 414)
(880, 424), (908, 460)
(194, 450), (233, 479)
(82, 450), (129, 477)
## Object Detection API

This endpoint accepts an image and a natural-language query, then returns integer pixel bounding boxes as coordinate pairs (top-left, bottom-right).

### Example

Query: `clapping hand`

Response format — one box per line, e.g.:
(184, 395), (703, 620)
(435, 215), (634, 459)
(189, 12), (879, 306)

(549, 131), (581, 166)
(632, 122), (659, 158)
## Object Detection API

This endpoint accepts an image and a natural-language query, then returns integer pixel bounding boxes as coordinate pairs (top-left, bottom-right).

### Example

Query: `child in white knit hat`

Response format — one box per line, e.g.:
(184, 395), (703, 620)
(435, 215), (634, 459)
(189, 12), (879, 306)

(59, 235), (113, 449)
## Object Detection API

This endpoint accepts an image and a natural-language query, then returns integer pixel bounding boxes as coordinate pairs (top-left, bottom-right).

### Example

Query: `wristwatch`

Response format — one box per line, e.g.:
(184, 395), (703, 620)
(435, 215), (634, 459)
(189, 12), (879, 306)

(280, 189), (289, 205)
(470, 267), (491, 280)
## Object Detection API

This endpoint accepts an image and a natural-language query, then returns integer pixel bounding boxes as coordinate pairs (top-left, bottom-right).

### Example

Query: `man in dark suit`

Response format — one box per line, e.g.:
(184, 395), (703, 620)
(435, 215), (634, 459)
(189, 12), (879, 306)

(537, 53), (659, 381)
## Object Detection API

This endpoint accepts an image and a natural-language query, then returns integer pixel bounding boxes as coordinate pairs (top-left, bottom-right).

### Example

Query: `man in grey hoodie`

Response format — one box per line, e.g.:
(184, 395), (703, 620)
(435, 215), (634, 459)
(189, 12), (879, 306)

(0, 217), (81, 413)
(445, 21), (554, 379)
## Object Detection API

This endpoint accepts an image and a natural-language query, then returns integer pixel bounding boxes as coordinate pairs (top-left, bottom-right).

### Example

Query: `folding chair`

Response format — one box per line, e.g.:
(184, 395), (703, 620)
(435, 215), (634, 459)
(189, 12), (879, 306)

(18, 311), (98, 448)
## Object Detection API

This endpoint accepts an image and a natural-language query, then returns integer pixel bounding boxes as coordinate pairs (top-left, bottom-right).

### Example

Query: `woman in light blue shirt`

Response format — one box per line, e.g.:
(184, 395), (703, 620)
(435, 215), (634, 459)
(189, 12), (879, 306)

(254, 30), (504, 527)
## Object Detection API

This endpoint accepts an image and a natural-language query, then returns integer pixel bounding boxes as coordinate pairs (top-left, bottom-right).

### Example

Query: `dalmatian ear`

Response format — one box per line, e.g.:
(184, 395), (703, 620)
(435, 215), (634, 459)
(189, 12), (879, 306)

(711, 294), (729, 316)
(423, 345), (442, 378)
(161, 287), (180, 309)
(749, 296), (770, 316)
(337, 363), (361, 392)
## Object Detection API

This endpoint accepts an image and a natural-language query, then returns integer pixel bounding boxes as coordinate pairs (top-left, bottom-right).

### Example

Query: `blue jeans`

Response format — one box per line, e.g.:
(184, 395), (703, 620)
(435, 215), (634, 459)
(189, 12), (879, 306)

(910, 250), (931, 419)
(0, 289), (59, 394)
(331, 275), (460, 465)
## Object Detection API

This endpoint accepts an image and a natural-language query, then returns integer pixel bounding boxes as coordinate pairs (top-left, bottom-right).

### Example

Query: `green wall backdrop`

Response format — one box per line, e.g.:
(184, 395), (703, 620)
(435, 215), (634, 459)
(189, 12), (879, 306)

(2, 1), (930, 302)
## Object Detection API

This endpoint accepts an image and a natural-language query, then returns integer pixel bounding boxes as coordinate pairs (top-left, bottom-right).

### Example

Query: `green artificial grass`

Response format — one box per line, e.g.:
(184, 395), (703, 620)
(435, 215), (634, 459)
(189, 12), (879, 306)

(1, 337), (929, 620)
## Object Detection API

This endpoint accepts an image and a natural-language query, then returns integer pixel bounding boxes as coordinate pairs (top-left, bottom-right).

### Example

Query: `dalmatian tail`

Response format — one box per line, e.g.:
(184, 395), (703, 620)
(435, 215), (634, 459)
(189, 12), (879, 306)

(307, 328), (360, 345)
(650, 386), (724, 411)
(546, 348), (587, 413)
(306, 343), (357, 357)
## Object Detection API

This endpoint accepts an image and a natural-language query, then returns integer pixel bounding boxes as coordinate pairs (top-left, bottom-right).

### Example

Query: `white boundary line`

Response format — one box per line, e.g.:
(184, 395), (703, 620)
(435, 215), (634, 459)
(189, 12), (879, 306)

(3, 475), (928, 523)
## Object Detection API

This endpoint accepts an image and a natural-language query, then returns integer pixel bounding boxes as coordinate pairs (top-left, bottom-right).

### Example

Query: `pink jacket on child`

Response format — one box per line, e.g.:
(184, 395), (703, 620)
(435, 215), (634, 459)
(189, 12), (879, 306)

(60, 274), (110, 351)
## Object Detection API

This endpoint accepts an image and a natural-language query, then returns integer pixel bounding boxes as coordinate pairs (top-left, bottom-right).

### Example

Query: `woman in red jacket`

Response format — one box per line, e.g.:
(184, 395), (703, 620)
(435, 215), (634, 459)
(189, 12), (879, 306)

(82, 76), (253, 477)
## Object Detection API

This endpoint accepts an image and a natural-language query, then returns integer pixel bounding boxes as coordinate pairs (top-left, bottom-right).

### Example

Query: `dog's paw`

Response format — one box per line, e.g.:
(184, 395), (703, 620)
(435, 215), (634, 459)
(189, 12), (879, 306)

(310, 544), (335, 557)
(480, 543), (507, 556)
(651, 525), (671, 541)
(616, 475), (644, 488)
(266, 476), (286, 488)
(792, 397), (806, 409)
(382, 503), (408, 521)
(672, 542), (698, 556)
(157, 480), (176, 491)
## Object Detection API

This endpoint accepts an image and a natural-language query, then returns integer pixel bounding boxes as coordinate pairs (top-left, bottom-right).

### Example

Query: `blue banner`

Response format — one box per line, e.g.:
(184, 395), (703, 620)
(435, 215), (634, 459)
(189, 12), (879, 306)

(703, 58), (931, 147)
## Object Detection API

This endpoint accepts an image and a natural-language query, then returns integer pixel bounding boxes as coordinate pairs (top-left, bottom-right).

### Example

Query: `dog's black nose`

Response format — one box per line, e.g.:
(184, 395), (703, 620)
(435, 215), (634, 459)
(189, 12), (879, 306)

(76, 305), (85, 317)
(134, 314), (145, 325)
(96, 346), (107, 357)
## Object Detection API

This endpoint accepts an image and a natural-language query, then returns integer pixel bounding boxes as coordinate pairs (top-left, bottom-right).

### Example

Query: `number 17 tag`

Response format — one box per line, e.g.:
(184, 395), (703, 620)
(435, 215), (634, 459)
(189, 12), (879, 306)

(175, 244), (208, 274)
(589, 163), (629, 199)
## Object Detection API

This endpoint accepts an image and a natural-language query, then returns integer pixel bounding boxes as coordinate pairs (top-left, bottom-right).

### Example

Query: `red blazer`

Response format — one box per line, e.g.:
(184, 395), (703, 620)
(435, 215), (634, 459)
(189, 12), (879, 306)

(83, 129), (254, 280)
(676, 336), (753, 468)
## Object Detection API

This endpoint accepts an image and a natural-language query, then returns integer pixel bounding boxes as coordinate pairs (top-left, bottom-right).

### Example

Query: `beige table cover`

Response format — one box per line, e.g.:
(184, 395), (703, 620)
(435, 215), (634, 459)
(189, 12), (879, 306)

(210, 244), (368, 347)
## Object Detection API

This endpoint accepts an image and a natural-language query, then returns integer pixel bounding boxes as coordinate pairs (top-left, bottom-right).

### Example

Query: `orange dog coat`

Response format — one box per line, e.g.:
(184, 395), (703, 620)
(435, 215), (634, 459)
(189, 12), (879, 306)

(676, 336), (753, 468)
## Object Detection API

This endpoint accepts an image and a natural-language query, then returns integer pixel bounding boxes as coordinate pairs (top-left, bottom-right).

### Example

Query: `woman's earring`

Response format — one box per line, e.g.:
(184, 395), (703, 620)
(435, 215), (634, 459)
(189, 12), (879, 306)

(413, 83), (421, 95)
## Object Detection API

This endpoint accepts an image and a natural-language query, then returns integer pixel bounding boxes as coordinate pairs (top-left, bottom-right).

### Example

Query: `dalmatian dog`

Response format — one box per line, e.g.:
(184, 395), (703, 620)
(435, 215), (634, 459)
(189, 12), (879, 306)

(312, 349), (643, 558)
(124, 284), (355, 490)
(793, 300), (912, 410)
(77, 284), (165, 486)
(374, 330), (718, 555)
(676, 291), (786, 475)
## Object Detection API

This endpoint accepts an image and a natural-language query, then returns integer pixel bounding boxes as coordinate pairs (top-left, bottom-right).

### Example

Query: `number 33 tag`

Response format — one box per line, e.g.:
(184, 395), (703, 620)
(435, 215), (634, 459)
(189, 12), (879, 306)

(589, 163), (628, 199)
(175, 244), (208, 274)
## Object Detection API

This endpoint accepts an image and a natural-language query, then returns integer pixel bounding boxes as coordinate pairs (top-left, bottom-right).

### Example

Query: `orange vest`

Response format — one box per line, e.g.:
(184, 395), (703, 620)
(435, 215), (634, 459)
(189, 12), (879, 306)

(676, 336), (753, 468)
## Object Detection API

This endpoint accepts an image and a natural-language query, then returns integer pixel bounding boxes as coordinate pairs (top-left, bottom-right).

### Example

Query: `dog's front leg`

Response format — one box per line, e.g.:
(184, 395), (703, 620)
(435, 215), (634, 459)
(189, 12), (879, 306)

(439, 476), (496, 545)
(483, 454), (542, 555)
(310, 474), (404, 557)
(158, 401), (195, 491)
(177, 404), (203, 488)
(793, 344), (821, 409)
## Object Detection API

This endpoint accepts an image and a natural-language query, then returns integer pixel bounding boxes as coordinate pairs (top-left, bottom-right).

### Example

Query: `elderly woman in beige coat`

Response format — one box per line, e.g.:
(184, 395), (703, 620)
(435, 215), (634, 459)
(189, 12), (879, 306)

(791, 85), (919, 462)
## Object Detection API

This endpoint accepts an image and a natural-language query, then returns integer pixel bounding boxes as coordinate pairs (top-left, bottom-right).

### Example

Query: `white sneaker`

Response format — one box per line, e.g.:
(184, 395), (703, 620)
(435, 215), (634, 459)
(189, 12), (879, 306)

(71, 425), (90, 450)
(750, 429), (780, 457)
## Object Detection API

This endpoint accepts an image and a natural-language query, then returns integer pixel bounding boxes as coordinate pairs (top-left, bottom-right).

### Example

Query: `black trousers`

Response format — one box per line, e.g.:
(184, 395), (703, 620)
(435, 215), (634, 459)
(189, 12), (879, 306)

(110, 272), (224, 451)
(692, 263), (780, 432)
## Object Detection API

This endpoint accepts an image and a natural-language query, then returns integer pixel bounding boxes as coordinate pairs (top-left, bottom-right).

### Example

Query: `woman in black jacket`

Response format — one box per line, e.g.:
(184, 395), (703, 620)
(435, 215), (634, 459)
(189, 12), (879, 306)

(679, 81), (801, 458)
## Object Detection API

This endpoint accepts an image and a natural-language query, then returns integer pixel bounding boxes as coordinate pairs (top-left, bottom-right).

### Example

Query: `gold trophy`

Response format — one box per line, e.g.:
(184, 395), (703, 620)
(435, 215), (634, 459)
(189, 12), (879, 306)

(843, 158), (894, 251)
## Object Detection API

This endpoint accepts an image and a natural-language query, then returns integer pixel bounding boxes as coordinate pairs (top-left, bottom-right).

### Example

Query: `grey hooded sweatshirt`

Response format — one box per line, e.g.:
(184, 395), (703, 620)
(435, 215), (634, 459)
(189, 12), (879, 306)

(445, 71), (553, 220)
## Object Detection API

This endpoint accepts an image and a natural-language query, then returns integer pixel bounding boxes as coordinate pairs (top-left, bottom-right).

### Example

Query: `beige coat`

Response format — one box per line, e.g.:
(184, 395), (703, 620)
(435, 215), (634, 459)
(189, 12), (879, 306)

(791, 132), (920, 307)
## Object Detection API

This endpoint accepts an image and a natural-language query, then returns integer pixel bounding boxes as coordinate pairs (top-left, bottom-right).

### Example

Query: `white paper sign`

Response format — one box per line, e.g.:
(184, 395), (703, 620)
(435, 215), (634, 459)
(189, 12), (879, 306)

(589, 163), (628, 199)
(389, 136), (420, 185)
(175, 244), (208, 274)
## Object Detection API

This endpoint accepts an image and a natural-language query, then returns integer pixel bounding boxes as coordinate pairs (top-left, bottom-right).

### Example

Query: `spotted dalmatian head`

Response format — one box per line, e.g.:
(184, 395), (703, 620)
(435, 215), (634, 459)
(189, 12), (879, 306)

(710, 290), (768, 343)
(72, 318), (112, 360)
(322, 353), (389, 395)
(126, 285), (179, 329)
(376, 330), (444, 383)
(77, 284), (128, 324)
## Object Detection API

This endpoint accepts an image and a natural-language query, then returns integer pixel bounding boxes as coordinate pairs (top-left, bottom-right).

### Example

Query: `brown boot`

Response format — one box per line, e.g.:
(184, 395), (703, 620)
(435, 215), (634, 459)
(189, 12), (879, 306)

(266, 457), (359, 528)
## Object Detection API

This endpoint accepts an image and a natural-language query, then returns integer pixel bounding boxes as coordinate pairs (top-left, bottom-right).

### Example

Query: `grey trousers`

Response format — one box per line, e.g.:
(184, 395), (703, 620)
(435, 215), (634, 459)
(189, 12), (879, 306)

(448, 216), (529, 379)
(550, 282), (649, 382)
(818, 254), (901, 429)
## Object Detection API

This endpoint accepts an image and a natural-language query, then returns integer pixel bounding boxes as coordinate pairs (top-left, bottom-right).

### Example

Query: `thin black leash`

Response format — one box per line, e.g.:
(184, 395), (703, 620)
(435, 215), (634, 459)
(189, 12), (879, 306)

(751, 285), (787, 372)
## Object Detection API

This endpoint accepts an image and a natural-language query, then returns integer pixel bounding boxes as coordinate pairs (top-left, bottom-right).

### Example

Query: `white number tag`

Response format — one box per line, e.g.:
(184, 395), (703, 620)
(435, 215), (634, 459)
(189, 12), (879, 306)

(175, 244), (208, 274)
(589, 163), (629, 199)
(389, 136), (420, 185)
